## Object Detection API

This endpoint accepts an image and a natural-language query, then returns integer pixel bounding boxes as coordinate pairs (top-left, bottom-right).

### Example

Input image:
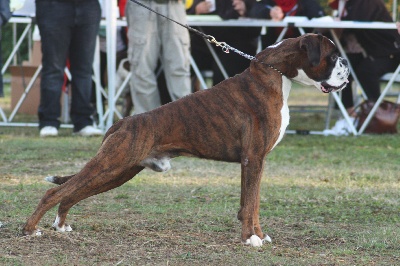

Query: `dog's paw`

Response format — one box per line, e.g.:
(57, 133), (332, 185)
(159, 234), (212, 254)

(44, 176), (55, 183)
(263, 234), (272, 243)
(52, 223), (73, 233)
(52, 215), (73, 233)
(244, 234), (272, 247)
(22, 227), (43, 236)
(245, 235), (263, 247)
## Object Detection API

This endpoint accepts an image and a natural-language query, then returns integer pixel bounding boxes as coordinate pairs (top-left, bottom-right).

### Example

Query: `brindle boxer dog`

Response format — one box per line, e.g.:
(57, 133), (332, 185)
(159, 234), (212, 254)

(23, 34), (349, 247)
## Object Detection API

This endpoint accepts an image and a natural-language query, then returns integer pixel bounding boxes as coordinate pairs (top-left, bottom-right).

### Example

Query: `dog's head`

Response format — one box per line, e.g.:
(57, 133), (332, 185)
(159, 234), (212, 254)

(256, 34), (350, 93)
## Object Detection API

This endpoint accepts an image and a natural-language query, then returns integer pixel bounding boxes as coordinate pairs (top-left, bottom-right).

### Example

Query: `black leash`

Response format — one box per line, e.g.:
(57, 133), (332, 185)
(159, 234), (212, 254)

(128, 0), (284, 76)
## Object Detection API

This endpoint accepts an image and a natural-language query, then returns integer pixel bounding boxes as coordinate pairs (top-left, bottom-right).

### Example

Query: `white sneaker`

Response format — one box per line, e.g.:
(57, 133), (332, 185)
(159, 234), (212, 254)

(40, 126), (58, 137)
(74, 125), (103, 137)
(323, 117), (357, 136)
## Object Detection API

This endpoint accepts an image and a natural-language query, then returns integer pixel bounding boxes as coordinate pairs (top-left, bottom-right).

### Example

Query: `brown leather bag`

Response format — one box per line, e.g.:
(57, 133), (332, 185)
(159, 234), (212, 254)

(356, 100), (400, 134)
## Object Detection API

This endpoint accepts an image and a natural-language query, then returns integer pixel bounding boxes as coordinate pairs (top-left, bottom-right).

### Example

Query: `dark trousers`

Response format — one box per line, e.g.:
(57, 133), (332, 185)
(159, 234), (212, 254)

(35, 0), (101, 131)
(342, 53), (400, 108)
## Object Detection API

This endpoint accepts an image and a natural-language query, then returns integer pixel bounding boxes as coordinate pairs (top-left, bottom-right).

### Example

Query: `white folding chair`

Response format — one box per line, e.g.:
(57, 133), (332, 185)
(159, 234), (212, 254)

(379, 65), (400, 104)
(357, 64), (400, 134)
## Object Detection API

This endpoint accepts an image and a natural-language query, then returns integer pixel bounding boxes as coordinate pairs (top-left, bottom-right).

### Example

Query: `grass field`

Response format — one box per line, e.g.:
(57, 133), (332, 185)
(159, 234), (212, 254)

(1, 83), (400, 265)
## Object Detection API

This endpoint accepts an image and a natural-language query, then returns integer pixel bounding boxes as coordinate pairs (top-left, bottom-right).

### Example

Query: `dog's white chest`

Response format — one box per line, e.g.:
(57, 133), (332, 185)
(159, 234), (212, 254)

(272, 76), (291, 149)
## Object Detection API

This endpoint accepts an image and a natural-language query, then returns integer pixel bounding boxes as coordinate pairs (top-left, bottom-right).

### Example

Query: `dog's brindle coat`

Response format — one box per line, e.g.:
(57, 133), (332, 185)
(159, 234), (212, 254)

(23, 34), (349, 247)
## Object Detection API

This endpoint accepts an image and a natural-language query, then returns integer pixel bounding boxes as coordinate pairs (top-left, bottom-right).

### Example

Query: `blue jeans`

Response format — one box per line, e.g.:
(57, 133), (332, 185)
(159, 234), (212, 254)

(36, 0), (101, 131)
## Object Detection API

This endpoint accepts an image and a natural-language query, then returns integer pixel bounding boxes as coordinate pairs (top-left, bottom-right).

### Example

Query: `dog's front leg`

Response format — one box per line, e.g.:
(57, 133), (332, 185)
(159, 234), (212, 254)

(237, 155), (270, 247)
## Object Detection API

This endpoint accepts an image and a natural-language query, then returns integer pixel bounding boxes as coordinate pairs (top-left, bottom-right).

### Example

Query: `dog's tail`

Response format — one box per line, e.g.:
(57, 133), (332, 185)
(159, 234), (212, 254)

(44, 175), (74, 185)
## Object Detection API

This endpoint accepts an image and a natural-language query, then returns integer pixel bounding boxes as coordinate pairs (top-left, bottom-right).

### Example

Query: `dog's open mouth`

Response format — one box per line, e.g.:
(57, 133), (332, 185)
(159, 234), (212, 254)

(321, 80), (348, 93)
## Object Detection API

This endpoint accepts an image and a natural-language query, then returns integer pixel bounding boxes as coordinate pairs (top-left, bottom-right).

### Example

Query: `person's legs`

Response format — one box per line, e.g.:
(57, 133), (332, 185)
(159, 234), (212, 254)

(126, 1), (161, 114)
(356, 55), (400, 101)
(36, 1), (73, 129)
(160, 2), (191, 101)
(340, 53), (364, 109)
(69, 0), (101, 132)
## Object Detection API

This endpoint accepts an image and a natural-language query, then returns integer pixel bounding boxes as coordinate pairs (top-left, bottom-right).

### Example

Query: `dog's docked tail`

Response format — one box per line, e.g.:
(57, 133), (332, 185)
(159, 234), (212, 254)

(45, 175), (74, 185)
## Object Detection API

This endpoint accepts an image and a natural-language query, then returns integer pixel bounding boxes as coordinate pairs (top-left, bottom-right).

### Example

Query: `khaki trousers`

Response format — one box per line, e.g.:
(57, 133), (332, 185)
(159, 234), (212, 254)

(126, 0), (191, 114)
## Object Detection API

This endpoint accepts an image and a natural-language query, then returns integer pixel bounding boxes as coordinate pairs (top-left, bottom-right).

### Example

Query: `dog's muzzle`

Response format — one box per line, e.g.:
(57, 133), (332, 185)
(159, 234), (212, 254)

(321, 58), (350, 93)
(320, 80), (349, 93)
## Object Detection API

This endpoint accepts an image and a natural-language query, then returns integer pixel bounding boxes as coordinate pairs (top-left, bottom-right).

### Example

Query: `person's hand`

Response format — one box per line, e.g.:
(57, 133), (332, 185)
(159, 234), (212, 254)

(232, 0), (246, 17)
(195, 1), (212, 14)
(270, 6), (284, 21)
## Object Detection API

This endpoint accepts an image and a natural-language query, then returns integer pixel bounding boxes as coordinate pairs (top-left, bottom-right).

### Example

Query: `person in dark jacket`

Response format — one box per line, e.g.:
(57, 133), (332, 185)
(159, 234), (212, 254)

(334, 0), (400, 109)
(249, 0), (325, 48)
(187, 0), (261, 86)
(0, 0), (12, 97)
(324, 0), (400, 135)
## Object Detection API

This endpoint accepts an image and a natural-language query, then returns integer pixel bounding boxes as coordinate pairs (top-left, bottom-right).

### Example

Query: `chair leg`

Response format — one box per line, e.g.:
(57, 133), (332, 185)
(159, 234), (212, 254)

(325, 93), (334, 129)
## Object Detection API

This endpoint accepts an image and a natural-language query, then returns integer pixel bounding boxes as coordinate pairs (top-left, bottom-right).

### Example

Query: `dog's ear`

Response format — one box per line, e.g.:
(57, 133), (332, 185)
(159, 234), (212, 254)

(300, 34), (322, 67)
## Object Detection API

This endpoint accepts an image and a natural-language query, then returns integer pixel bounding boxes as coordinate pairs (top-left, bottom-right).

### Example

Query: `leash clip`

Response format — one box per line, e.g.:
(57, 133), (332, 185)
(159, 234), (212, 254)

(206, 35), (230, 54)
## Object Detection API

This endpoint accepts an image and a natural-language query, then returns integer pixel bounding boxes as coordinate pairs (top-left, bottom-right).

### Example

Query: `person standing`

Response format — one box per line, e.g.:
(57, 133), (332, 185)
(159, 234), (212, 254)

(125, 0), (191, 114)
(36, 0), (103, 137)
(0, 0), (12, 98)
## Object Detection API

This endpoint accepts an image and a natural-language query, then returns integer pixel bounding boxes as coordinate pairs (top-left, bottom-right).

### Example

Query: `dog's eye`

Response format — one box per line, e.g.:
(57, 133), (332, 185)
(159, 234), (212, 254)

(331, 54), (338, 61)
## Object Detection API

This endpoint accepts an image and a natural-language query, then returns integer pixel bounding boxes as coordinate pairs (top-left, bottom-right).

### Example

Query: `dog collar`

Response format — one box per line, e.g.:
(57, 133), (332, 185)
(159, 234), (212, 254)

(265, 63), (284, 76)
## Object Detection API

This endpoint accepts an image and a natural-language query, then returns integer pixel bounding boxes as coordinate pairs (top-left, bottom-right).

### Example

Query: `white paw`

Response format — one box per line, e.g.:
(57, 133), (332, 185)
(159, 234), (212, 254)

(35, 229), (42, 236)
(245, 235), (263, 247)
(52, 223), (73, 233)
(263, 234), (272, 243)
(44, 176), (55, 183)
(52, 215), (72, 232)
(52, 223), (64, 232)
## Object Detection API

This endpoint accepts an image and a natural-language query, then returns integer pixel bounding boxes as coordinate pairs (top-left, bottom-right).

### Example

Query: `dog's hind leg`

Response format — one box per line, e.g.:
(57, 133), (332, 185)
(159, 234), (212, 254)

(51, 165), (144, 233)
(23, 154), (144, 236)
(22, 185), (68, 236)
(23, 125), (147, 236)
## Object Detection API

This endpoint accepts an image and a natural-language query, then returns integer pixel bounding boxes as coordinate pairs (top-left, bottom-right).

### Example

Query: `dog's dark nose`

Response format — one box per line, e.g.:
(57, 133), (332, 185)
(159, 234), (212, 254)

(340, 58), (348, 66)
